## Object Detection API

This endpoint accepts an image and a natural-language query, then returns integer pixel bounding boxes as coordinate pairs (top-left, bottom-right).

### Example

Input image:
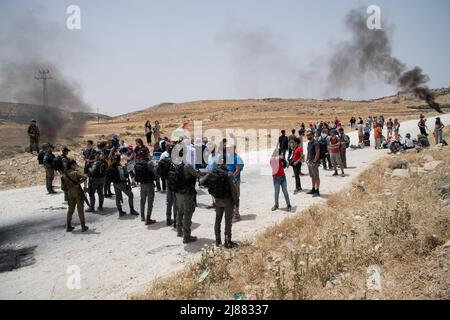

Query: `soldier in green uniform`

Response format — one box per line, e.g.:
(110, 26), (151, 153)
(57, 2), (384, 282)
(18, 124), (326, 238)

(62, 160), (89, 232)
(59, 147), (71, 202)
(27, 119), (40, 153)
(43, 144), (56, 194)
(87, 151), (108, 213)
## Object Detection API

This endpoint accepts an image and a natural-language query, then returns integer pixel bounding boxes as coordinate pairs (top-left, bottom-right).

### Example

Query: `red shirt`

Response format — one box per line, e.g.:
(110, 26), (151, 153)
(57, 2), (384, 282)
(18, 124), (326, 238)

(270, 157), (285, 177)
(292, 146), (303, 162)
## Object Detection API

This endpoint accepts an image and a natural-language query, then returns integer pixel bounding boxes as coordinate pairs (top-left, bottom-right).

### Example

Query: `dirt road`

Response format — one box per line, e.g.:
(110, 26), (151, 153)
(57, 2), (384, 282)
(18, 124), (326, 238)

(0, 114), (448, 299)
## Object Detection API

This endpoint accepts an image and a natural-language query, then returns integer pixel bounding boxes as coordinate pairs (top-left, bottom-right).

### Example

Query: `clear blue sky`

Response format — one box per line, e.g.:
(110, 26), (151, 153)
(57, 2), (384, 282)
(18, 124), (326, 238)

(1, 0), (449, 115)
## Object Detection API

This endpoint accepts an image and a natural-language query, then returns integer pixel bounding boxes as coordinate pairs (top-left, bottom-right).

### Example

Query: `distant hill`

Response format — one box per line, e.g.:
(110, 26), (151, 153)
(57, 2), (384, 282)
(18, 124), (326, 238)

(0, 102), (111, 125)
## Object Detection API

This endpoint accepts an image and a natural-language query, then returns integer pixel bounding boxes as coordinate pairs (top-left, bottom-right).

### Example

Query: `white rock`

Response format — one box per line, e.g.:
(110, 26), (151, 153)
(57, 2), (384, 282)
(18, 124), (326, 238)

(392, 169), (410, 178)
(0, 171), (6, 175)
(422, 161), (443, 171)
(366, 265), (382, 291)
(423, 155), (434, 162)
(443, 240), (450, 249)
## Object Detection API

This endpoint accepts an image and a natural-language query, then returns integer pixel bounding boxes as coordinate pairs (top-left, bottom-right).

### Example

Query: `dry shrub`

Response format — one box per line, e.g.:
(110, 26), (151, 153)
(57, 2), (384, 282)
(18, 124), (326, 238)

(135, 144), (450, 300)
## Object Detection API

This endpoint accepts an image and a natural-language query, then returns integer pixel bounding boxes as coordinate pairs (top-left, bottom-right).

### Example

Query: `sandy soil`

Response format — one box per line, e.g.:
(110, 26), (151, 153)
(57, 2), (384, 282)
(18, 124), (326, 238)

(0, 115), (448, 299)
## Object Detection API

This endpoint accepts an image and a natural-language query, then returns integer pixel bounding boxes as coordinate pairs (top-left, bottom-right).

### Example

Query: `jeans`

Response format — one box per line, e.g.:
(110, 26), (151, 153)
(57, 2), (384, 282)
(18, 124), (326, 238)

(273, 176), (291, 207)
(293, 164), (302, 190)
(435, 130), (443, 144)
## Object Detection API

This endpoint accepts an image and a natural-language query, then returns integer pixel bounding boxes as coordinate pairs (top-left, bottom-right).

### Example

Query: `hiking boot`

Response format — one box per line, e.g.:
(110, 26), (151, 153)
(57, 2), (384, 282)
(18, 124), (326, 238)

(333, 172), (339, 176)
(215, 239), (222, 247)
(224, 237), (238, 249)
(145, 219), (156, 226)
(166, 218), (172, 226)
(313, 190), (321, 198)
(271, 205), (279, 211)
(118, 210), (126, 217)
(307, 189), (316, 195)
(141, 214), (145, 222)
(287, 205), (292, 212)
(129, 209), (139, 216)
(48, 190), (58, 195)
(66, 225), (75, 232)
(183, 236), (198, 244)
(81, 224), (89, 232)
(86, 207), (95, 213)
(97, 206), (104, 212)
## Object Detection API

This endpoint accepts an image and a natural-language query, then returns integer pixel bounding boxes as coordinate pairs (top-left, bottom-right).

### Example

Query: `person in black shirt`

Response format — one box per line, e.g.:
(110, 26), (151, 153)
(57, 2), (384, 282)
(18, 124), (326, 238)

(278, 130), (289, 159)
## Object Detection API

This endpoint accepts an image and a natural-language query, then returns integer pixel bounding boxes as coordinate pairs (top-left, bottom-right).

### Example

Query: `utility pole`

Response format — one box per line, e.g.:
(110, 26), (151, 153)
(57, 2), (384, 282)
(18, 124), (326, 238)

(35, 69), (52, 107)
(97, 107), (100, 125)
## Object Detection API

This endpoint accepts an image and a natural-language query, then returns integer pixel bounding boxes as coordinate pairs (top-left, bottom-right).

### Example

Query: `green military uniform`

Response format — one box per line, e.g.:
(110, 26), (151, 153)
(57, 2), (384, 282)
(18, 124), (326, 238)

(60, 153), (71, 202)
(175, 162), (200, 243)
(63, 167), (89, 232)
(43, 150), (55, 193)
(27, 122), (40, 153)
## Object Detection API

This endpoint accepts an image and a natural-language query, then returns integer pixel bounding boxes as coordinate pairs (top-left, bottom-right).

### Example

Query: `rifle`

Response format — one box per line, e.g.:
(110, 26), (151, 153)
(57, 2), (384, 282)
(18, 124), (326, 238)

(64, 172), (91, 208)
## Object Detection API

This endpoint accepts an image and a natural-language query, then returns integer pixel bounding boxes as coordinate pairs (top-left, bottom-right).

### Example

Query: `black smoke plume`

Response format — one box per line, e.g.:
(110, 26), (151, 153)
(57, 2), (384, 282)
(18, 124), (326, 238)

(0, 6), (92, 142)
(326, 7), (442, 113)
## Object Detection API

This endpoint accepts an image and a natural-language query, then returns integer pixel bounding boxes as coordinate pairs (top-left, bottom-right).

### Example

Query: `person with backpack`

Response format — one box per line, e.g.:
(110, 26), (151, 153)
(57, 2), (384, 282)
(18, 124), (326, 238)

(135, 148), (158, 225)
(200, 164), (239, 248)
(43, 144), (56, 194)
(169, 144), (201, 243)
(107, 154), (139, 217)
(318, 129), (331, 170)
(270, 148), (292, 212)
(338, 128), (350, 169)
(159, 143), (177, 227)
(27, 119), (40, 153)
(57, 147), (72, 202)
(328, 130), (345, 177)
(225, 144), (244, 222)
(290, 137), (304, 194)
(63, 160), (89, 233)
(86, 151), (108, 213)
(306, 130), (321, 197)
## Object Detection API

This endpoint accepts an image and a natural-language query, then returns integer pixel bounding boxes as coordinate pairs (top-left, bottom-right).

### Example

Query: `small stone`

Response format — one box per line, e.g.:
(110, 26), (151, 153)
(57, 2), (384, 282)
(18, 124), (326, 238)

(423, 155), (434, 162)
(423, 161), (443, 171)
(0, 171), (6, 175)
(392, 169), (410, 178)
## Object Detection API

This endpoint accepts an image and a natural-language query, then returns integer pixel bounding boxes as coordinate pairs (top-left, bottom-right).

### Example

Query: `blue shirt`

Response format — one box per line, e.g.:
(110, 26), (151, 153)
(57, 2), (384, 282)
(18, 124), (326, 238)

(226, 153), (244, 182)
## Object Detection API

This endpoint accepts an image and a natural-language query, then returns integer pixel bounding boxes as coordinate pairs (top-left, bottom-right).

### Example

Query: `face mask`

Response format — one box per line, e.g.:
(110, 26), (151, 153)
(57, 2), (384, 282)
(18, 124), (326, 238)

(321, 133), (327, 138)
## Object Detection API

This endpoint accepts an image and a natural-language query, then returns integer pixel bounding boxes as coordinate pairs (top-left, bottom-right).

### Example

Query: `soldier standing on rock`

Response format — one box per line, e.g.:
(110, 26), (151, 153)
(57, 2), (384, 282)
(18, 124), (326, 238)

(27, 119), (40, 153)
(63, 160), (89, 232)
(43, 144), (56, 194)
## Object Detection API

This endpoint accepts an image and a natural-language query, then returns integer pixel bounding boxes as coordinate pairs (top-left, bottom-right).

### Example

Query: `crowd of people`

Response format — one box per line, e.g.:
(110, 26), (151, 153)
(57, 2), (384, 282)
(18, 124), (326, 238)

(30, 113), (446, 248)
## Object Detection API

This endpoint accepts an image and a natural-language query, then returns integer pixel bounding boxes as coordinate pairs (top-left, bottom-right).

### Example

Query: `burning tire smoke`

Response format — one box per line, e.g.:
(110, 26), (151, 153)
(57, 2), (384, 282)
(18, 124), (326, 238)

(0, 6), (92, 141)
(326, 7), (442, 112)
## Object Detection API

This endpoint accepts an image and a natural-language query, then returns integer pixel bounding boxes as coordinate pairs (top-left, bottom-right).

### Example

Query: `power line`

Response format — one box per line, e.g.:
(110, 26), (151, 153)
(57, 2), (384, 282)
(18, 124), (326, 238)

(35, 69), (53, 107)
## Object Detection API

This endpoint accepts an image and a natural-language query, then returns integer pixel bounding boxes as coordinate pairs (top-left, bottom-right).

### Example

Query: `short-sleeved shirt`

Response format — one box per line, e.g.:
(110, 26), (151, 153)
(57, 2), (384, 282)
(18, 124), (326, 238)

(270, 157), (286, 177)
(226, 153), (244, 182)
(307, 140), (320, 162)
(291, 146), (303, 162)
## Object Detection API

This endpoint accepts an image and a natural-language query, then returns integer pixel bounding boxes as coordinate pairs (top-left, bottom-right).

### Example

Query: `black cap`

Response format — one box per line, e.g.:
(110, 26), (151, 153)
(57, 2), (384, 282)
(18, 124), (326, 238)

(62, 147), (71, 152)
(47, 143), (55, 148)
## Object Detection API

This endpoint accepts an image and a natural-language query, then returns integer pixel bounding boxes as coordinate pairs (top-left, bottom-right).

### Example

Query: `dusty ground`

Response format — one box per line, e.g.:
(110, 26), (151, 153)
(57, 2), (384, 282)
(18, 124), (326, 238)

(1, 115), (447, 299)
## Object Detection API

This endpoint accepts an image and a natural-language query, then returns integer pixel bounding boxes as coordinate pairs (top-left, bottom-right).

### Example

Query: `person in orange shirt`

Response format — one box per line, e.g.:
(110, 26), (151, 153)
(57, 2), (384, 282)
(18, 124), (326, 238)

(374, 123), (383, 149)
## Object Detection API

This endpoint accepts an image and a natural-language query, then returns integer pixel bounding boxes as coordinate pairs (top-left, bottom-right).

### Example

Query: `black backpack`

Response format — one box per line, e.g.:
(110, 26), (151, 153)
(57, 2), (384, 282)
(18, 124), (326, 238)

(167, 163), (188, 193)
(91, 161), (107, 179)
(135, 160), (155, 183)
(53, 156), (64, 172)
(318, 137), (328, 158)
(206, 169), (231, 199)
(157, 157), (172, 179)
(37, 151), (45, 165)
